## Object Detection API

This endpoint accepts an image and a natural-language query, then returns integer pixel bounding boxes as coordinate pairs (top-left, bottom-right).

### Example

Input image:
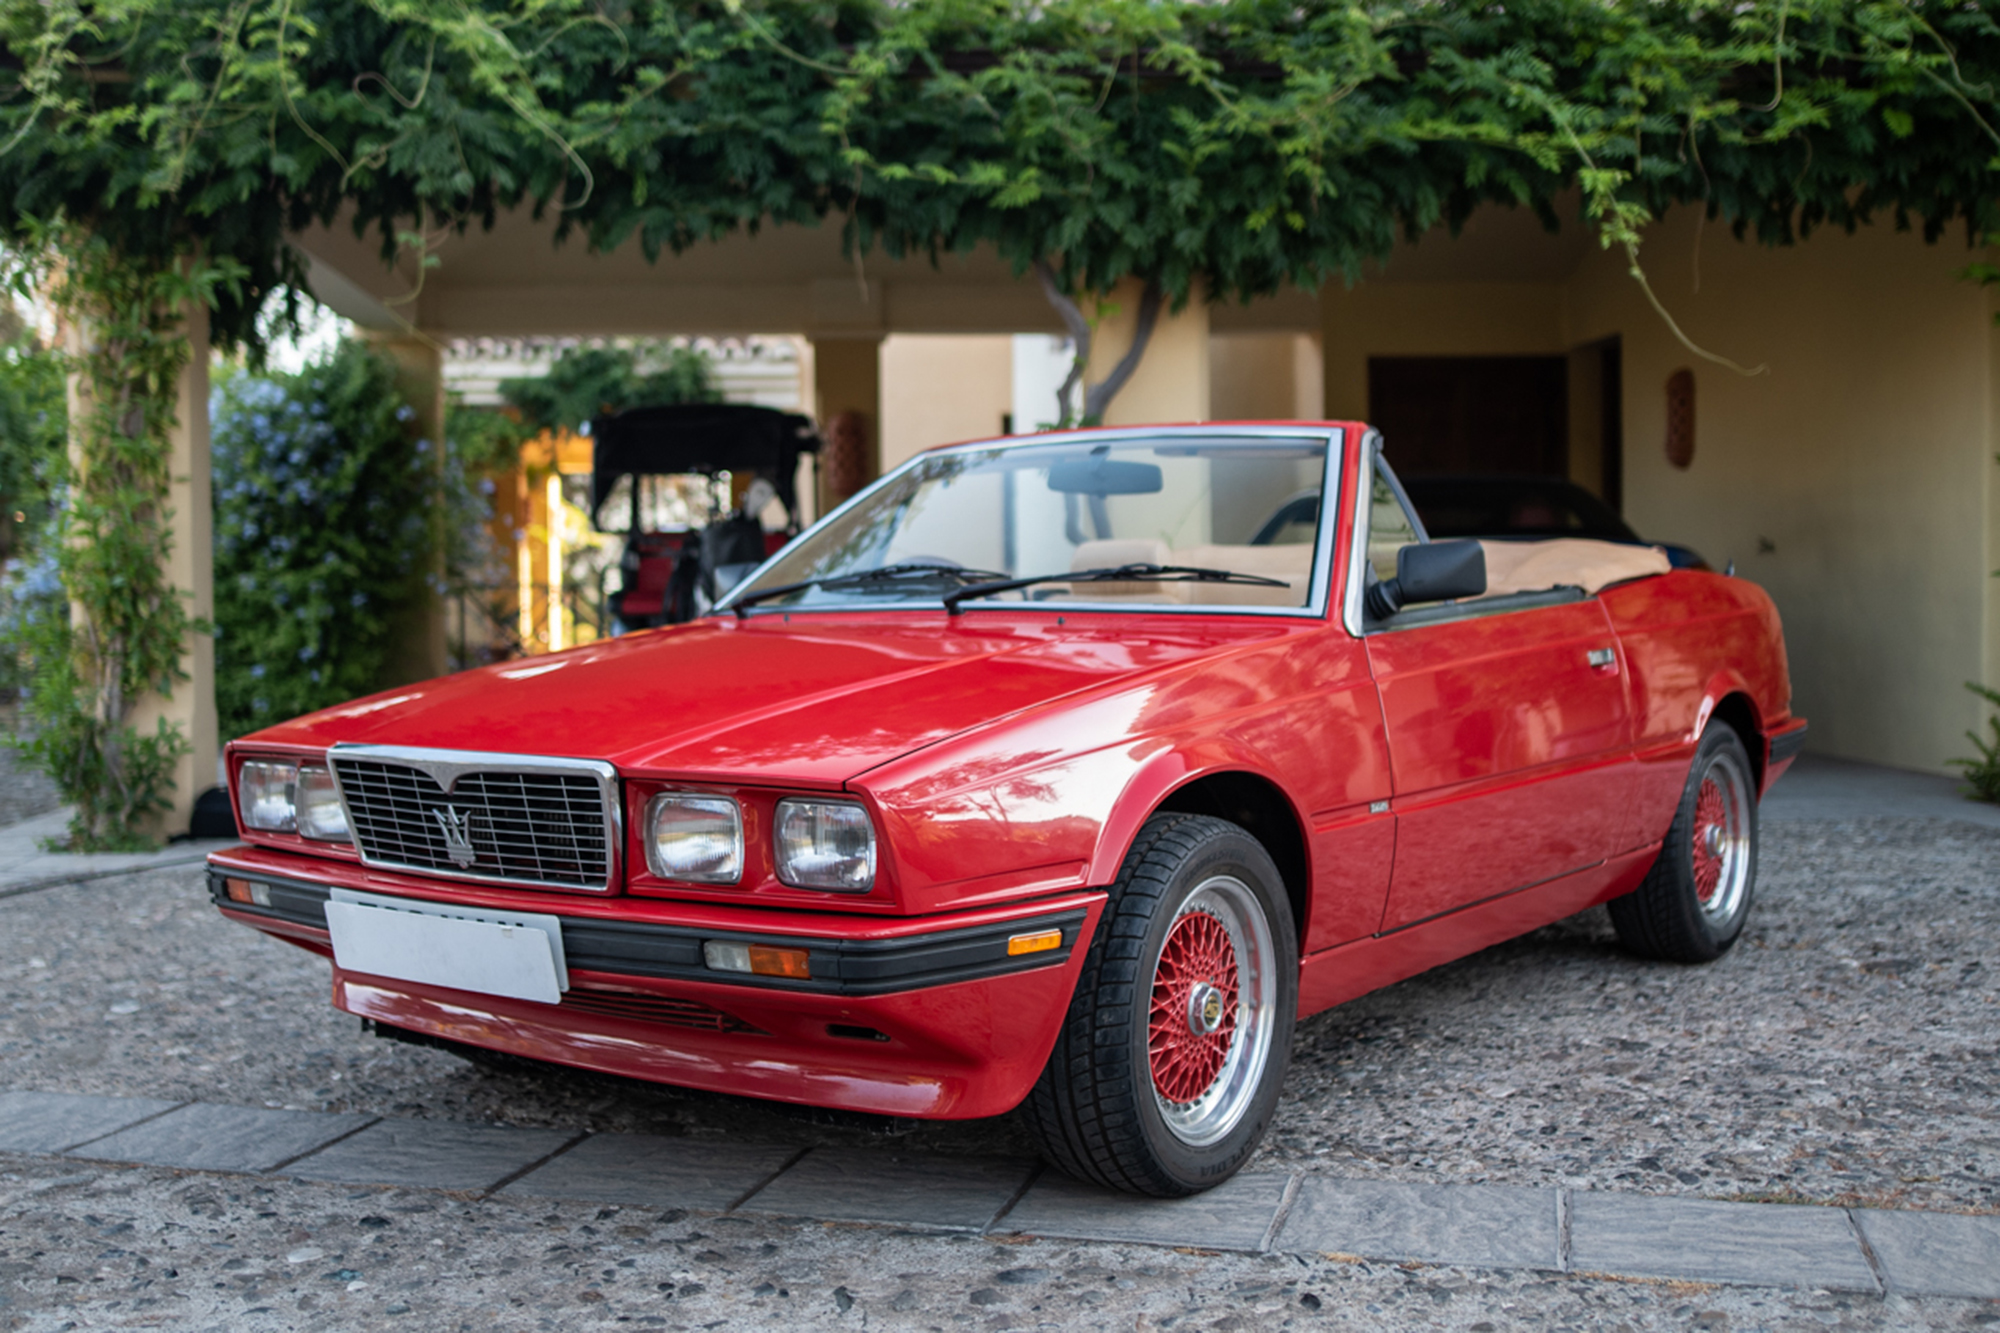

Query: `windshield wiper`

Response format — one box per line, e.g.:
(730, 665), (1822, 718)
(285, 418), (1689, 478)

(941, 563), (1290, 615)
(729, 562), (1010, 618)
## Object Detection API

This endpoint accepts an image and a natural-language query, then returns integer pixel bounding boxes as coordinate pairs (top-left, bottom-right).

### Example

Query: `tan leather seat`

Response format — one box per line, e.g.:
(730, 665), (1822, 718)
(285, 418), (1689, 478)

(1069, 539), (1183, 600)
(1065, 539), (1312, 607)
(1170, 544), (1313, 606)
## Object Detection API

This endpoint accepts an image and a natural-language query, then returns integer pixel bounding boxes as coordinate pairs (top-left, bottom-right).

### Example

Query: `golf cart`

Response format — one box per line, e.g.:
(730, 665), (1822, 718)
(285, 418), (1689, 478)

(590, 402), (822, 630)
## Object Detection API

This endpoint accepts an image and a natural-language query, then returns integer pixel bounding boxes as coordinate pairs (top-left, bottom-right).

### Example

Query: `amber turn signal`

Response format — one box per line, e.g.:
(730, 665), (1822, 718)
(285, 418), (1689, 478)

(747, 946), (812, 979)
(223, 878), (270, 907)
(1006, 929), (1062, 957)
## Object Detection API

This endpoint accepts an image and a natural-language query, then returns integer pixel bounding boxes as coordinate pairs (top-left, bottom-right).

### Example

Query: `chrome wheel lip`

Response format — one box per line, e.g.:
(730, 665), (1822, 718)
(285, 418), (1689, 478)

(1693, 747), (1754, 928)
(1150, 875), (1277, 1148)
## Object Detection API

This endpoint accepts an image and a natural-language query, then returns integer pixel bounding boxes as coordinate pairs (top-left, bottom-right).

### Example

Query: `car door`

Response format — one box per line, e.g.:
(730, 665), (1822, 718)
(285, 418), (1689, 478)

(1359, 454), (1636, 932)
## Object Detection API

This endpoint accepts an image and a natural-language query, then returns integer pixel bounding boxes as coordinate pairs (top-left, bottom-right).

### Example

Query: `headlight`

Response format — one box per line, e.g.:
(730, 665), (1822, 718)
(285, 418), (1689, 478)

(774, 800), (875, 892)
(646, 793), (743, 884)
(296, 765), (350, 842)
(238, 760), (297, 832)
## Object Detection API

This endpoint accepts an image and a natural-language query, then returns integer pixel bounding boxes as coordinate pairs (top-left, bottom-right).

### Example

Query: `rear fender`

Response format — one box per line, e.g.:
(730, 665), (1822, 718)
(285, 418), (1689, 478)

(1693, 669), (1757, 745)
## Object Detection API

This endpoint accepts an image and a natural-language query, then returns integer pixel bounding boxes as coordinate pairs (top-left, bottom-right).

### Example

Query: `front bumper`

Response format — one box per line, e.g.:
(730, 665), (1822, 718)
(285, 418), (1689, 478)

(207, 844), (1105, 1120)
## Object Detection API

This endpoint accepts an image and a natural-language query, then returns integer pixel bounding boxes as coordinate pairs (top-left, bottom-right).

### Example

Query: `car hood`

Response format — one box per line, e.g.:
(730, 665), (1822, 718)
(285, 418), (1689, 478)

(245, 615), (1271, 788)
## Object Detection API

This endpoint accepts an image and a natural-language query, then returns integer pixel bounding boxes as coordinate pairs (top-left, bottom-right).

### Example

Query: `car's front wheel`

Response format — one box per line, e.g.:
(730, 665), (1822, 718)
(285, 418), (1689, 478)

(1023, 813), (1297, 1196)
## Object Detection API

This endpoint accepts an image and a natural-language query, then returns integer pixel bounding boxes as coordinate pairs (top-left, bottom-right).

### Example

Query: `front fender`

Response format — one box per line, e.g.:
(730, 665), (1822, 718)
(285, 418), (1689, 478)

(1085, 742), (1307, 890)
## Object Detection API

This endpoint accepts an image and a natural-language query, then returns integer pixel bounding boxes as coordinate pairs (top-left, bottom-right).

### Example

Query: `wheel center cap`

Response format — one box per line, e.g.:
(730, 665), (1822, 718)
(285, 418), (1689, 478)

(1703, 825), (1724, 856)
(1187, 983), (1225, 1036)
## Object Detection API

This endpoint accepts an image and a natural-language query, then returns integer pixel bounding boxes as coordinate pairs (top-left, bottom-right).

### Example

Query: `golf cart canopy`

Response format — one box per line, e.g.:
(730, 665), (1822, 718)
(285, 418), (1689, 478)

(589, 402), (821, 527)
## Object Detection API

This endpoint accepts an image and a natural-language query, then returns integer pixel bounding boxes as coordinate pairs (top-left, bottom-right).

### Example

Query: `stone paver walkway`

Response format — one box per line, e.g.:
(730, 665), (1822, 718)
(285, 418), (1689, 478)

(3, 1089), (1996, 1299)
(1761, 753), (2000, 829)
(0, 807), (233, 898)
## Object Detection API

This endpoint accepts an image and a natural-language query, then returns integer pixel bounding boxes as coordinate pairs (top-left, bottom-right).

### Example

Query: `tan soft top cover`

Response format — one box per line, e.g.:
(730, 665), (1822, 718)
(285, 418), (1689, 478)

(1478, 538), (1671, 597)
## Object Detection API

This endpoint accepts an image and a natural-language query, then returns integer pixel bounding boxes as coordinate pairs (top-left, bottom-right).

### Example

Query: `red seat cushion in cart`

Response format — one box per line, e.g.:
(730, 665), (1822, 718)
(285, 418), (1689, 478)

(619, 543), (681, 620)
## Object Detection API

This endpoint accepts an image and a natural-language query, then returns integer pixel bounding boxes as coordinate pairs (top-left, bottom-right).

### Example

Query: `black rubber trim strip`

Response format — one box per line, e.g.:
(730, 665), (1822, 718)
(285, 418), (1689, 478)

(1768, 723), (1809, 764)
(207, 871), (1087, 997)
(1375, 585), (1587, 632)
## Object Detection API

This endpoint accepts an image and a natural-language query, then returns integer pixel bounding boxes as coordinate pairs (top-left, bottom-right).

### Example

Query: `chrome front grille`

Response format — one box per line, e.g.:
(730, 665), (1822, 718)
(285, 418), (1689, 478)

(330, 745), (618, 892)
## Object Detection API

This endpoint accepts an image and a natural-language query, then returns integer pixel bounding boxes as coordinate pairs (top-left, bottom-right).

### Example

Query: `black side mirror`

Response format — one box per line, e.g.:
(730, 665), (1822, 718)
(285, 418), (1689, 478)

(1366, 540), (1487, 619)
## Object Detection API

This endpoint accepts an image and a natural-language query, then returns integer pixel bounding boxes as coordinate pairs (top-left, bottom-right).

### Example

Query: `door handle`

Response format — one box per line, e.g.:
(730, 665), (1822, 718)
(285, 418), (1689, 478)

(1586, 647), (1617, 669)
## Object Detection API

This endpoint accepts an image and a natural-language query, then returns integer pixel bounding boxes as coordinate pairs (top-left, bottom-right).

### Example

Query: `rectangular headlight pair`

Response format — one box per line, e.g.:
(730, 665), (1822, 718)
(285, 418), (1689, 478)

(644, 794), (875, 892)
(237, 759), (349, 842)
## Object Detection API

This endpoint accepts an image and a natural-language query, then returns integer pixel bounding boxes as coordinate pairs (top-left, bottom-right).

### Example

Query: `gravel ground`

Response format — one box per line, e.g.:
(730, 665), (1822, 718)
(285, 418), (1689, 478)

(0, 1151), (1988, 1333)
(0, 818), (1995, 1216)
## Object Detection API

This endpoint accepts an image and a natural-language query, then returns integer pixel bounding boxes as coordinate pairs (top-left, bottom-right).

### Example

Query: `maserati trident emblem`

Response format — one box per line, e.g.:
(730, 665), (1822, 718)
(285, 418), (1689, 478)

(433, 806), (478, 868)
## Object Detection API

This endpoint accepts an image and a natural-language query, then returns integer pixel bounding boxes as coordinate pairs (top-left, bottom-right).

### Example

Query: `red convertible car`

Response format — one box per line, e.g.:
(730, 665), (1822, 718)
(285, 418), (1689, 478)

(208, 423), (1805, 1196)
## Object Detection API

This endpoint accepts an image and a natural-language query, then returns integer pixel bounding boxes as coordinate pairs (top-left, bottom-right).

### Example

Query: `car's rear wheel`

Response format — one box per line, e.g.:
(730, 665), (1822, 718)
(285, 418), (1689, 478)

(1609, 722), (1759, 963)
(1022, 813), (1297, 1196)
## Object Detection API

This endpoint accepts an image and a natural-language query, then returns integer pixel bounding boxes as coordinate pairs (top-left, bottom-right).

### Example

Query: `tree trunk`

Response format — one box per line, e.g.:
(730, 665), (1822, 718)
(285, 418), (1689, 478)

(1033, 262), (1165, 427)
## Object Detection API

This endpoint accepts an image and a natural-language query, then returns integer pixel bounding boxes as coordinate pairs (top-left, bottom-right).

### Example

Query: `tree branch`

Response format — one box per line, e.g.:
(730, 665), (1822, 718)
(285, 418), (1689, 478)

(1034, 259), (1091, 427)
(1082, 277), (1162, 423)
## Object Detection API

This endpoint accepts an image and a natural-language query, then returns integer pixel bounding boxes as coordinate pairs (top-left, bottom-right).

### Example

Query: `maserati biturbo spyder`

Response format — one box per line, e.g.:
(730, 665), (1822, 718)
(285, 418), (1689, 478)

(208, 423), (1805, 1195)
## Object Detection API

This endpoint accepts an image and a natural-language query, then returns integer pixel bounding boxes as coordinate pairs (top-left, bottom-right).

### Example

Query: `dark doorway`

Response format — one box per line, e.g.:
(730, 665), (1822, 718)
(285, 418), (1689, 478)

(1597, 338), (1622, 513)
(1368, 356), (1569, 477)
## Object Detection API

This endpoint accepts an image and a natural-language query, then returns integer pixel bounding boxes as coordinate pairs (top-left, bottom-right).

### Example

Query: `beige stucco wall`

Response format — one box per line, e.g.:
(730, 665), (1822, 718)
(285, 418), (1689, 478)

(1323, 209), (2000, 773)
(1092, 278), (1212, 427)
(1562, 213), (1997, 772)
(1322, 281), (1566, 421)
(1211, 333), (1325, 421)
(878, 335), (1015, 470)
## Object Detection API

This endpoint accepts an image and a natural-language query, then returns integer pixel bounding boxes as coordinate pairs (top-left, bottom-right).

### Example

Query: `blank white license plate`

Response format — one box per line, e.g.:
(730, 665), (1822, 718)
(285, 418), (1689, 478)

(325, 889), (569, 1005)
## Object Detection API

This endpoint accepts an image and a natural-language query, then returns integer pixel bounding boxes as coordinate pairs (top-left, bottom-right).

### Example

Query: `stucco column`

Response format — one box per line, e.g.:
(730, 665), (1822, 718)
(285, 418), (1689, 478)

(364, 333), (449, 684)
(810, 335), (882, 506)
(1090, 277), (1210, 426)
(125, 303), (216, 837)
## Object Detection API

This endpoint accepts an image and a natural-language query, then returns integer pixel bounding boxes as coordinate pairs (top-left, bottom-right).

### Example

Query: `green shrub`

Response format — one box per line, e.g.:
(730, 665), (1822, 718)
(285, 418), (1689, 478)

(1954, 682), (2000, 805)
(212, 340), (430, 740)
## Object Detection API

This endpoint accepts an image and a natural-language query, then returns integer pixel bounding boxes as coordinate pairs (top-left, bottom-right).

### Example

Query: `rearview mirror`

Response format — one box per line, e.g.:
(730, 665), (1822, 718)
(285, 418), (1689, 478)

(1399, 539), (1486, 602)
(1366, 540), (1487, 619)
(1046, 457), (1164, 496)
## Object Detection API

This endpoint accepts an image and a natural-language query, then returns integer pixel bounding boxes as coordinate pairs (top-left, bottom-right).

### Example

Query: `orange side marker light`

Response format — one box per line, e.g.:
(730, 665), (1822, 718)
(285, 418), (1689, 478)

(746, 946), (812, 979)
(1007, 929), (1063, 957)
(224, 878), (270, 907)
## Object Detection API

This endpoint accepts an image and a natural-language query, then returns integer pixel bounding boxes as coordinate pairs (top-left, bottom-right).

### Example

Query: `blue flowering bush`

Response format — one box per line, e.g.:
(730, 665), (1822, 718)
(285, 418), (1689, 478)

(0, 333), (66, 705)
(212, 340), (429, 740)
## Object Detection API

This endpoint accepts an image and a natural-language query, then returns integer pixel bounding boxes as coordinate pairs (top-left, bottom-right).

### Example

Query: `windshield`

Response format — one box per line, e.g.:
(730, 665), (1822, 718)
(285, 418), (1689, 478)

(725, 434), (1333, 613)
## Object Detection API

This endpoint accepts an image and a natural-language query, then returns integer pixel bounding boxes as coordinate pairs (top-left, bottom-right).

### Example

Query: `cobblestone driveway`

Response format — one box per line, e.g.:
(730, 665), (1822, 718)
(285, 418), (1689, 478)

(5, 818), (1994, 1209)
(2, 814), (1997, 1328)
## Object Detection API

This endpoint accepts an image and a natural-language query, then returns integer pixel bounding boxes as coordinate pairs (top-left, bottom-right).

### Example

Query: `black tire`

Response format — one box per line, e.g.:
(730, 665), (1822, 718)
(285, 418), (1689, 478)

(1609, 723), (1759, 963)
(1022, 813), (1298, 1196)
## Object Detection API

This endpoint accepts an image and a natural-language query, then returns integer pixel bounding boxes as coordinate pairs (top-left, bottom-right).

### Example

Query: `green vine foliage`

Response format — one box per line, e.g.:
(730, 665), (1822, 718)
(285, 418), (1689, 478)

(2, 1), (2000, 830)
(0, 2), (1996, 353)
(212, 338), (429, 741)
(4, 227), (240, 849)
(501, 342), (720, 438)
(1954, 682), (2000, 805)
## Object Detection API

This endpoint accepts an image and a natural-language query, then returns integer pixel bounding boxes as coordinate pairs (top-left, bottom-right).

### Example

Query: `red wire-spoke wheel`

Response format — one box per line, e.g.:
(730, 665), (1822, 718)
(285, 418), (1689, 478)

(1608, 723), (1759, 964)
(1148, 908), (1240, 1104)
(1022, 814), (1297, 1196)
(1689, 745), (1753, 926)
(1144, 876), (1277, 1148)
